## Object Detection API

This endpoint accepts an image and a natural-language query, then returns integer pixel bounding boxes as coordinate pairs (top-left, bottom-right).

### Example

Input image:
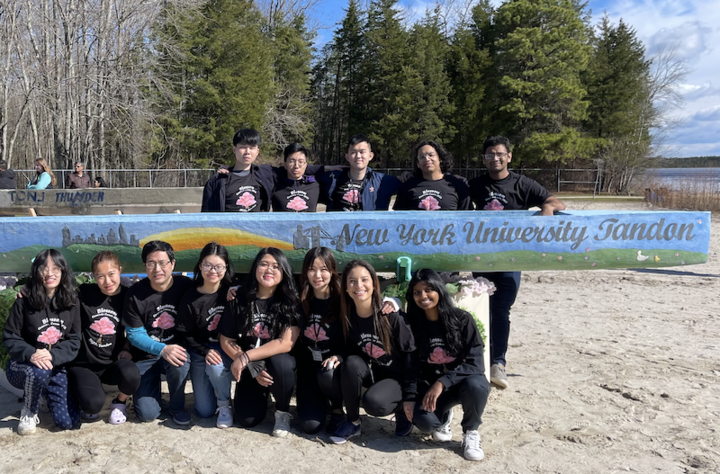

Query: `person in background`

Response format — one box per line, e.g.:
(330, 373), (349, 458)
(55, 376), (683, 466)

(122, 240), (193, 425)
(271, 143), (320, 212)
(93, 176), (108, 188)
(3, 249), (81, 434)
(393, 140), (471, 211)
(67, 251), (140, 425)
(469, 135), (566, 389)
(66, 161), (91, 189)
(219, 247), (301, 437)
(405, 269), (490, 462)
(176, 242), (235, 428)
(0, 160), (16, 189)
(27, 159), (56, 190)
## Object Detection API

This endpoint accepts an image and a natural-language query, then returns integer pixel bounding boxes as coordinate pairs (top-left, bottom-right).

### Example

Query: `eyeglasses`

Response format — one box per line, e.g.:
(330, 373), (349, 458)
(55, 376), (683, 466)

(145, 260), (171, 269)
(258, 262), (281, 272)
(483, 153), (508, 161)
(287, 160), (307, 167)
(201, 263), (227, 273)
(40, 266), (62, 276)
(418, 152), (438, 160)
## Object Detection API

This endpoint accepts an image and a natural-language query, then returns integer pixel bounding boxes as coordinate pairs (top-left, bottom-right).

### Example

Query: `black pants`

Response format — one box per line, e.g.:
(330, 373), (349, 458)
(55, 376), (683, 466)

(413, 375), (490, 433)
(473, 271), (521, 366)
(233, 352), (296, 428)
(67, 360), (141, 414)
(296, 363), (343, 434)
(340, 355), (403, 422)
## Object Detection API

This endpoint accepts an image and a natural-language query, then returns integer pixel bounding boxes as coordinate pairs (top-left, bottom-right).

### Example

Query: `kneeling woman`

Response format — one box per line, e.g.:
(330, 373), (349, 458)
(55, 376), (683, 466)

(295, 247), (347, 434)
(177, 242), (234, 428)
(67, 251), (141, 425)
(405, 269), (490, 462)
(331, 260), (419, 445)
(219, 248), (301, 437)
(3, 249), (81, 434)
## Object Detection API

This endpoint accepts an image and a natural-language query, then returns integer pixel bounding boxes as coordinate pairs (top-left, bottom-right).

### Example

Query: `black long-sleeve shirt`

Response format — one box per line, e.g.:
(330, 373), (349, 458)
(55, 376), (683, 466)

(176, 286), (228, 356)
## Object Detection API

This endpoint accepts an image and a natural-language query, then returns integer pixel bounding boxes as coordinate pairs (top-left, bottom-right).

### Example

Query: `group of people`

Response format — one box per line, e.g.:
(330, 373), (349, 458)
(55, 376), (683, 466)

(202, 129), (566, 389)
(3, 242), (488, 461)
(0, 159), (107, 190)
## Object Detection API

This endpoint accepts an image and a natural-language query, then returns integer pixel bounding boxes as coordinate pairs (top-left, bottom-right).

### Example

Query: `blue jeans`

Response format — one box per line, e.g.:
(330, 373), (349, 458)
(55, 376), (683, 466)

(133, 356), (190, 422)
(189, 345), (234, 418)
(473, 271), (521, 366)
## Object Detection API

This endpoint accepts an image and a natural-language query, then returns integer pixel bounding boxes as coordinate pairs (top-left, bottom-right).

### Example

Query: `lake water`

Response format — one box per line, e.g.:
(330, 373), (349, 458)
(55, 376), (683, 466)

(644, 168), (720, 185)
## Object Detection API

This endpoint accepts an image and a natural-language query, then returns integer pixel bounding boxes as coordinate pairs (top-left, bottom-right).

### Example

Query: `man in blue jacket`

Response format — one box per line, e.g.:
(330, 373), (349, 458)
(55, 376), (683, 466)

(318, 134), (402, 211)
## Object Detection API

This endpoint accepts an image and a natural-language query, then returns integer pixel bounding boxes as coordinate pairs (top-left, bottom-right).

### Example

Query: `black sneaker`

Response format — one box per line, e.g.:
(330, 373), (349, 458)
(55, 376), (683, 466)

(330, 420), (361, 445)
(395, 410), (413, 437)
(326, 412), (346, 434)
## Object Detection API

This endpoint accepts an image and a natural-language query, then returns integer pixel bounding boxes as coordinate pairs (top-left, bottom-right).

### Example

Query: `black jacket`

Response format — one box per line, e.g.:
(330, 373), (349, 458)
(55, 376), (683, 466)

(0, 169), (15, 189)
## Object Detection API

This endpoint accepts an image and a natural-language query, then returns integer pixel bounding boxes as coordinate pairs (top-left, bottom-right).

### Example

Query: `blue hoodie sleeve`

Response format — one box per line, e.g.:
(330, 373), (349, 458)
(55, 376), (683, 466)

(126, 326), (165, 356)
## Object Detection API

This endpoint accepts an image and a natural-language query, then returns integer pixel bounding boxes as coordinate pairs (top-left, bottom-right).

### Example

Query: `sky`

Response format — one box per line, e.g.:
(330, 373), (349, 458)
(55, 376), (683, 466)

(311, 0), (720, 158)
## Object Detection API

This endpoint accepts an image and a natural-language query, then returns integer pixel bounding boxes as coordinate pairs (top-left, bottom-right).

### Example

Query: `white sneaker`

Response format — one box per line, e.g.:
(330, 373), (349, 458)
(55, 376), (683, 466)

(18, 407), (39, 435)
(433, 408), (453, 442)
(462, 430), (485, 461)
(272, 410), (292, 438)
(216, 405), (233, 429)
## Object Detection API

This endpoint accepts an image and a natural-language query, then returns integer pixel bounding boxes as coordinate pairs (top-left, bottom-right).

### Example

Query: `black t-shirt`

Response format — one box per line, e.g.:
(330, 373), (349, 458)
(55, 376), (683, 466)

(330, 174), (364, 211)
(176, 286), (228, 356)
(219, 297), (300, 353)
(3, 297), (81, 367)
(297, 298), (345, 366)
(393, 175), (471, 210)
(121, 276), (193, 360)
(271, 176), (320, 212)
(75, 284), (128, 367)
(469, 171), (551, 211)
(225, 170), (263, 212)
(412, 310), (485, 388)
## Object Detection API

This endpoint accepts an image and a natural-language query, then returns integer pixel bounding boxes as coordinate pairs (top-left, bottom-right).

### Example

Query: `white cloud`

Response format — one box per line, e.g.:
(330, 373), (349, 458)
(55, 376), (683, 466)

(691, 106), (720, 122)
(677, 83), (720, 101)
(646, 22), (713, 61)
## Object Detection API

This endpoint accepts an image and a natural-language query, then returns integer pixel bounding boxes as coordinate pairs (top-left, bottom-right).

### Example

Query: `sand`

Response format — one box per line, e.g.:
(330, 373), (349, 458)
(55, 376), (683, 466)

(1, 201), (719, 473)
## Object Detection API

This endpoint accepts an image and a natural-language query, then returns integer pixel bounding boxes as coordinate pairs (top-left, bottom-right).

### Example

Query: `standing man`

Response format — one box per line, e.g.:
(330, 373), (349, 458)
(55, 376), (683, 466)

(318, 134), (402, 211)
(271, 143), (320, 212)
(66, 162), (92, 189)
(0, 160), (15, 189)
(469, 136), (565, 389)
(123, 241), (193, 424)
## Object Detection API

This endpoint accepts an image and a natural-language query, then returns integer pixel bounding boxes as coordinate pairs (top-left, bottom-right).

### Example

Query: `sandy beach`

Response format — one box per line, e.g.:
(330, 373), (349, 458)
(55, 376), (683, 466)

(1, 200), (718, 473)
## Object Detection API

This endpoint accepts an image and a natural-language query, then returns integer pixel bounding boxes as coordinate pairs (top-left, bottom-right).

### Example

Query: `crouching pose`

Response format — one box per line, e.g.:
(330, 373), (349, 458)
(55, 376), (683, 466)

(405, 269), (490, 461)
(219, 248), (301, 437)
(3, 249), (81, 434)
(331, 260), (420, 444)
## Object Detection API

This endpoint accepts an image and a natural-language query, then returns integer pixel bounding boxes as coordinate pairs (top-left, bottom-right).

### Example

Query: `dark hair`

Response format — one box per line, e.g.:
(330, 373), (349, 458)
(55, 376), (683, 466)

(347, 134), (371, 151)
(91, 250), (121, 274)
(483, 136), (512, 154)
(340, 259), (392, 354)
(413, 140), (453, 177)
(237, 247), (300, 339)
(27, 249), (78, 311)
(405, 269), (464, 354)
(141, 240), (175, 264)
(283, 143), (309, 162)
(0, 160), (7, 171)
(299, 247), (343, 325)
(193, 242), (234, 288)
(232, 128), (262, 147)
(93, 176), (107, 187)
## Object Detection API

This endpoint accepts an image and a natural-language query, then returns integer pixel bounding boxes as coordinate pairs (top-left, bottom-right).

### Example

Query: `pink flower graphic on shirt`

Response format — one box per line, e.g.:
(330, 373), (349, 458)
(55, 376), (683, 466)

(89, 317), (116, 335)
(236, 192), (256, 208)
(304, 323), (329, 342)
(38, 326), (62, 346)
(207, 313), (221, 332)
(287, 196), (308, 211)
(428, 347), (456, 364)
(252, 322), (271, 340)
(419, 196), (441, 211)
(484, 199), (504, 211)
(363, 342), (387, 359)
(152, 312), (175, 330)
(343, 189), (360, 204)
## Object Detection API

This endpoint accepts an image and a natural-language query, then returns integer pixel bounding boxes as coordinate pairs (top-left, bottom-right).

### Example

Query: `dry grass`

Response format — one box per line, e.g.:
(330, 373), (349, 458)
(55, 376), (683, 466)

(643, 169), (720, 212)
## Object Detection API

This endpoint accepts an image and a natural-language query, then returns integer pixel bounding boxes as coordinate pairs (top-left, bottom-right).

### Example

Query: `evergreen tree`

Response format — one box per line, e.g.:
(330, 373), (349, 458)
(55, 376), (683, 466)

(492, 0), (595, 166)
